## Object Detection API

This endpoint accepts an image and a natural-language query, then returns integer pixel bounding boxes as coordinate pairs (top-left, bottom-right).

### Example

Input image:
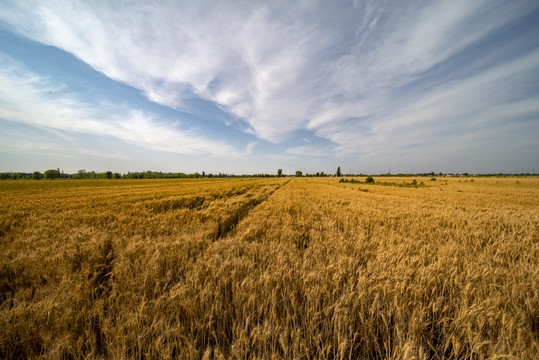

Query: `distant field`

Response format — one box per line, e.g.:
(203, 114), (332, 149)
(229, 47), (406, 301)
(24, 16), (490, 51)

(1, 177), (538, 359)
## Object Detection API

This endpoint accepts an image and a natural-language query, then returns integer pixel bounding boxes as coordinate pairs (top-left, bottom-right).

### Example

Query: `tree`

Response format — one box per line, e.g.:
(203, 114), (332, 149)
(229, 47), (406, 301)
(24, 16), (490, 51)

(277, 169), (282, 177)
(336, 166), (342, 177)
(32, 171), (41, 180)
(114, 173), (121, 179)
(44, 169), (61, 179)
(295, 170), (302, 177)
(76, 169), (88, 179)
(106, 171), (113, 179)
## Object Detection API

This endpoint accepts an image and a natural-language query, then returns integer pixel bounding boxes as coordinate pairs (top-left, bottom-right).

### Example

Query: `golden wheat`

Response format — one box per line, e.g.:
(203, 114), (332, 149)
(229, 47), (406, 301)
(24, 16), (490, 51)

(1, 177), (537, 359)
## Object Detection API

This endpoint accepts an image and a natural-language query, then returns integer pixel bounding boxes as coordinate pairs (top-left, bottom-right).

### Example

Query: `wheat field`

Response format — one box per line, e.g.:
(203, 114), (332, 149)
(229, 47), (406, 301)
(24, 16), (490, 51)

(1, 177), (537, 359)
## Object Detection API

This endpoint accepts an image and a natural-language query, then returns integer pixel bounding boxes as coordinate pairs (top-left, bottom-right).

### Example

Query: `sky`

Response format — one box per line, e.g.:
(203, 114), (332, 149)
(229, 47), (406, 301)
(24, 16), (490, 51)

(1, 0), (538, 175)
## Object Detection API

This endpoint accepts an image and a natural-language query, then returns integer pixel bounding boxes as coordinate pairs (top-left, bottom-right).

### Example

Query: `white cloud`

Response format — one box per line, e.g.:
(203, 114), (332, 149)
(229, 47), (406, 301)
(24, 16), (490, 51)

(8, 139), (128, 160)
(0, 55), (245, 157)
(286, 145), (334, 157)
(0, 1), (339, 141)
(318, 48), (539, 158)
(266, 154), (298, 163)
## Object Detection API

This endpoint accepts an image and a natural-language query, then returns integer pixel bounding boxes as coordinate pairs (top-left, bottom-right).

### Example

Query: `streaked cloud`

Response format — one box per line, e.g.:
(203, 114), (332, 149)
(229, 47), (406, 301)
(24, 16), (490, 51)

(319, 48), (539, 157)
(0, 55), (248, 157)
(286, 145), (335, 157)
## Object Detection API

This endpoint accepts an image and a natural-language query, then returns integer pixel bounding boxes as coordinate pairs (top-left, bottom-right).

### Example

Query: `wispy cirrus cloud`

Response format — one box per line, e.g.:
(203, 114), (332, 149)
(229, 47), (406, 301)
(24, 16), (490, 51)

(286, 145), (335, 157)
(317, 48), (539, 157)
(0, 55), (250, 157)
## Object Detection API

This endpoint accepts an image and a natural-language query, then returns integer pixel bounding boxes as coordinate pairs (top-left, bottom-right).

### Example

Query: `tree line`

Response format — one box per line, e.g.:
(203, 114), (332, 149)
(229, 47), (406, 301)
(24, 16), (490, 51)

(0, 169), (296, 180)
(0, 169), (230, 180)
(1, 167), (535, 180)
(0, 169), (335, 180)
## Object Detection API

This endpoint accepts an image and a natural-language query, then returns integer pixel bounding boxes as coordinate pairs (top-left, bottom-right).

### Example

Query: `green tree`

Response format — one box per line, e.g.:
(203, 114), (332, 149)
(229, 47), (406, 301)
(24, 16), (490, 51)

(44, 169), (61, 179)
(77, 170), (88, 179)
(32, 171), (41, 180)
(114, 173), (121, 179)
(295, 170), (302, 177)
(336, 166), (342, 177)
(106, 171), (113, 179)
(278, 169), (283, 177)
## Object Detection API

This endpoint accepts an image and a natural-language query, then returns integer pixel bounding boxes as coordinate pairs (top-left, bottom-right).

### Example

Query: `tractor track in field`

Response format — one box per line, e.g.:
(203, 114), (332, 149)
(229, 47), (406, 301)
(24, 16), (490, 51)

(215, 178), (291, 239)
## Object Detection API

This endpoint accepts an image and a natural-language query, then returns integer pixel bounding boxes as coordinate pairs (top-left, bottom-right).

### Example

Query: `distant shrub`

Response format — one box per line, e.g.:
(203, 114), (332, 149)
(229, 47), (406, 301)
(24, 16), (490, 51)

(431, 178), (437, 181)
(365, 176), (374, 183)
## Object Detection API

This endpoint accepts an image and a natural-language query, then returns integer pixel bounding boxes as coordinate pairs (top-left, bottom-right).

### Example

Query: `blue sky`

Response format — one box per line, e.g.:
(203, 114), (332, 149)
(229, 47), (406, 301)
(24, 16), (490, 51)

(1, 0), (538, 174)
